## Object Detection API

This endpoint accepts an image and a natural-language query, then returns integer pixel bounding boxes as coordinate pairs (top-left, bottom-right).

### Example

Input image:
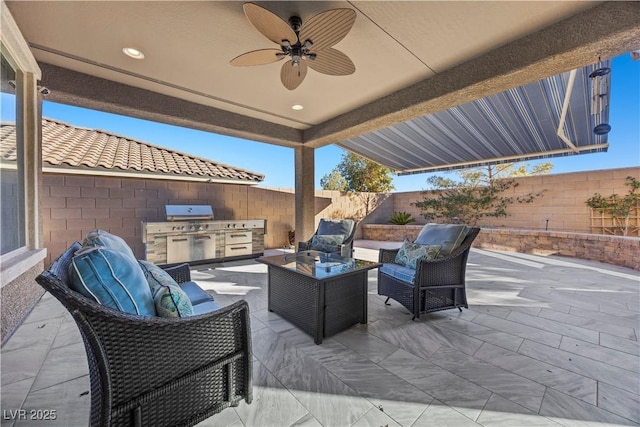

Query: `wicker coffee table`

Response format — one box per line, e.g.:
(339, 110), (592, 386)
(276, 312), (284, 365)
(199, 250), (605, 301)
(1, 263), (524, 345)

(257, 251), (381, 344)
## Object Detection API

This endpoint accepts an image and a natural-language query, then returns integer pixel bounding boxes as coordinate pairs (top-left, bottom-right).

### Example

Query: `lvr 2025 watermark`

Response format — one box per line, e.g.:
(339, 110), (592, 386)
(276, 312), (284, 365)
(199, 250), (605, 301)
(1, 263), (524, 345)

(3, 409), (57, 421)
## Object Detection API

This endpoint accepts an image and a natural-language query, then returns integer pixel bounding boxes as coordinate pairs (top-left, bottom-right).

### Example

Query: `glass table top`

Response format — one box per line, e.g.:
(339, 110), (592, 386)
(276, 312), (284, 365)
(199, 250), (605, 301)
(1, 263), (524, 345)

(257, 251), (380, 280)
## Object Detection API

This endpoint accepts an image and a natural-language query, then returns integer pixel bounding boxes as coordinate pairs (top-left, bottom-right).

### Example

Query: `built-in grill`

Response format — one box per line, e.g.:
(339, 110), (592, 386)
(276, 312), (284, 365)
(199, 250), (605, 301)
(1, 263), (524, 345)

(142, 205), (266, 264)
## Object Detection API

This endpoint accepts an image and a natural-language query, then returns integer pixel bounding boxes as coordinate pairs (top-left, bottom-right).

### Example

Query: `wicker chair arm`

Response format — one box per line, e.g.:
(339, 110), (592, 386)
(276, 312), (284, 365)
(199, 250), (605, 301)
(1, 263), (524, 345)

(80, 299), (252, 410)
(379, 248), (400, 263)
(160, 263), (192, 284)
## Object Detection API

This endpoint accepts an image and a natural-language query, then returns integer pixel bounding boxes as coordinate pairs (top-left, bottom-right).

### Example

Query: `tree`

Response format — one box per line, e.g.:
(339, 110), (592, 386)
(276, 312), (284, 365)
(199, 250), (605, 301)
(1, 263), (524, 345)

(319, 170), (347, 191)
(414, 162), (551, 225)
(454, 162), (553, 187)
(321, 152), (395, 218)
(585, 176), (640, 236)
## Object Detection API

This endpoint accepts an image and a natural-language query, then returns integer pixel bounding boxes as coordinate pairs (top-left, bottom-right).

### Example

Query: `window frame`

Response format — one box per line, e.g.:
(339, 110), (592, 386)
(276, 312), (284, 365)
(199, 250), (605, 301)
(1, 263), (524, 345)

(1, 5), (46, 285)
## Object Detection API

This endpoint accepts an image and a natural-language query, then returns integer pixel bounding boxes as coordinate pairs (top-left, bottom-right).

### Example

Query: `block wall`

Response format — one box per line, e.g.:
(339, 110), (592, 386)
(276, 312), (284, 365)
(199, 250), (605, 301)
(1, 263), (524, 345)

(378, 167), (639, 232)
(40, 175), (297, 264)
(40, 166), (639, 264)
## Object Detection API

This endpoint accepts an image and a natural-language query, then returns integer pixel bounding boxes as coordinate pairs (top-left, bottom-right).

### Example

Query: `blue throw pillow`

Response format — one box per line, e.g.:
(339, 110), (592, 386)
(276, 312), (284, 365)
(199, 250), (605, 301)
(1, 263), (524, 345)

(138, 260), (179, 294)
(317, 219), (354, 236)
(138, 261), (194, 317)
(69, 247), (156, 316)
(152, 283), (194, 318)
(310, 234), (345, 253)
(395, 238), (441, 269)
(83, 229), (135, 259)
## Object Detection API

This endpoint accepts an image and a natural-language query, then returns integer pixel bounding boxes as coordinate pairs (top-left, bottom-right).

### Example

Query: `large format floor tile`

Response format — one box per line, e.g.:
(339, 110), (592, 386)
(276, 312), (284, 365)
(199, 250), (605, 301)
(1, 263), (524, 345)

(2, 245), (639, 426)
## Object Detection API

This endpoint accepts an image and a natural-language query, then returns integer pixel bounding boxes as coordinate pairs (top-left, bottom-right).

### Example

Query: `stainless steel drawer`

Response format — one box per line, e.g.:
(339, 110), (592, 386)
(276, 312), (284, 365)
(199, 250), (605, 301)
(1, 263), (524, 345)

(225, 243), (252, 257)
(225, 231), (252, 245)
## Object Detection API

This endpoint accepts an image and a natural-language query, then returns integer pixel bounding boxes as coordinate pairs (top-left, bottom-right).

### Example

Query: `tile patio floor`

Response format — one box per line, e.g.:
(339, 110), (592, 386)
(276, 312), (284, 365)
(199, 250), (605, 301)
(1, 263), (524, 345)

(1, 241), (639, 426)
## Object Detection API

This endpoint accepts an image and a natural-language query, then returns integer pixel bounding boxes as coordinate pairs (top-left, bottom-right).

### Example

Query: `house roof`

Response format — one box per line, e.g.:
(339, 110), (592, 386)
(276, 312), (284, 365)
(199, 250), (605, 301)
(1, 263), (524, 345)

(0, 118), (264, 184)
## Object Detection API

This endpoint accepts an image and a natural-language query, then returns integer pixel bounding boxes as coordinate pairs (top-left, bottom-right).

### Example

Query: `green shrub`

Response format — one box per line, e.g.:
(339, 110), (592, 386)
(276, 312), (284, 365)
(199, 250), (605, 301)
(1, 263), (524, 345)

(388, 212), (416, 225)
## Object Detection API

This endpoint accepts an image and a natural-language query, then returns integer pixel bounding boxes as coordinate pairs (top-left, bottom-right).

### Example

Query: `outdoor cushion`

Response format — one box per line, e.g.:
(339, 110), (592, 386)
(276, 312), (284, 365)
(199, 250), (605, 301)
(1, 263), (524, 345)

(83, 229), (136, 259)
(152, 283), (194, 318)
(317, 219), (354, 237)
(414, 224), (468, 256)
(138, 260), (180, 294)
(180, 281), (215, 305)
(394, 238), (441, 269)
(192, 300), (222, 316)
(69, 246), (156, 316)
(380, 263), (416, 284)
(310, 234), (345, 253)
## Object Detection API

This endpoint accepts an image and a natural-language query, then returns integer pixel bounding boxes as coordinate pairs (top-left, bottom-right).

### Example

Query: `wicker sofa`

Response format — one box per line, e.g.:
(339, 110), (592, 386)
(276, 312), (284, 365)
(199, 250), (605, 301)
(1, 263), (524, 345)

(378, 225), (480, 320)
(36, 242), (252, 426)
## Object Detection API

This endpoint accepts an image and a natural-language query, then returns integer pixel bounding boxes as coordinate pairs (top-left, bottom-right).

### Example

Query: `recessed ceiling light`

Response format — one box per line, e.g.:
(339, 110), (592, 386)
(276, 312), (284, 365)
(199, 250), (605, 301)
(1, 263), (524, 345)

(122, 47), (145, 59)
(291, 104), (304, 111)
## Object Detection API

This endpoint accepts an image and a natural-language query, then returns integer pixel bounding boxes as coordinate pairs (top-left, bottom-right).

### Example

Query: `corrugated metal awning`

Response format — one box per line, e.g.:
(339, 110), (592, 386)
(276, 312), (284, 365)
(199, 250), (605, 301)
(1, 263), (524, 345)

(338, 61), (611, 175)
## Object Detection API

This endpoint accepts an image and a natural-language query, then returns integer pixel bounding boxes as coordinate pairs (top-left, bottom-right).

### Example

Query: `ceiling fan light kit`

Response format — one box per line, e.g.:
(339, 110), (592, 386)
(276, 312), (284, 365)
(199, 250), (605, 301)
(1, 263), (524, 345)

(230, 2), (356, 90)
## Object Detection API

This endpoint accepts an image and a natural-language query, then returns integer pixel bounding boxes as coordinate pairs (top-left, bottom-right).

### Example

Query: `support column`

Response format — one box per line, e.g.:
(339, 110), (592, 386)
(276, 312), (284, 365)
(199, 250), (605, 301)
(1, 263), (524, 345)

(294, 145), (315, 245)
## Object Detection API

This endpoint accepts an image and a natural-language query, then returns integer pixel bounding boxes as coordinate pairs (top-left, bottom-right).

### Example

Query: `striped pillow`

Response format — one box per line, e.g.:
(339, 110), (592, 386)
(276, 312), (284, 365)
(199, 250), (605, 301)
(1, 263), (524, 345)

(69, 247), (156, 316)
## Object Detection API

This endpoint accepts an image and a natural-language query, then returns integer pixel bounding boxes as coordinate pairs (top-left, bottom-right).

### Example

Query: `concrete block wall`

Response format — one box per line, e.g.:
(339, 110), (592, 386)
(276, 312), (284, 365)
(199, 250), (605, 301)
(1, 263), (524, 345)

(41, 174), (297, 264)
(376, 167), (639, 233)
(40, 166), (639, 265)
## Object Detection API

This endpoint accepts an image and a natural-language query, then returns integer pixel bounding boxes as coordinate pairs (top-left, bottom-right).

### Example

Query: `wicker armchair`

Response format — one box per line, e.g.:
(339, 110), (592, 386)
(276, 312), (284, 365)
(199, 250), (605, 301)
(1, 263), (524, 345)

(36, 243), (252, 427)
(378, 227), (480, 320)
(297, 219), (357, 257)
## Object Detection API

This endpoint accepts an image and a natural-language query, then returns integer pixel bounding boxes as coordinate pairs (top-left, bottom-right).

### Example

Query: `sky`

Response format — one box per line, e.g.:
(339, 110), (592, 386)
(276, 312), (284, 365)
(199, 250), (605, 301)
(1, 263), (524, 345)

(10, 53), (640, 192)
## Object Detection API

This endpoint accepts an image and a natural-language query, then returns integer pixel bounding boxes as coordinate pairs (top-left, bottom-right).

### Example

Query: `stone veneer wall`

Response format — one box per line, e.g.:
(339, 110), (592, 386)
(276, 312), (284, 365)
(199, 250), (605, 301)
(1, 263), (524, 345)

(361, 224), (639, 270)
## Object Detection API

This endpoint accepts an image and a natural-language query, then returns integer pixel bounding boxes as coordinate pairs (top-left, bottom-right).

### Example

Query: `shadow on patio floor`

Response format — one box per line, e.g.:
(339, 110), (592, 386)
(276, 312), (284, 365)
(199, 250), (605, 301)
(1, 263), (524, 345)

(2, 241), (638, 426)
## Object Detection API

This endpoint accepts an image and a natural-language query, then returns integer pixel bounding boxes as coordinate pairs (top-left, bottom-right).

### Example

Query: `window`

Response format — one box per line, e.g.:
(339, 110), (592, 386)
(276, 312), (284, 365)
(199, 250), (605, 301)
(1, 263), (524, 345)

(0, 54), (25, 255)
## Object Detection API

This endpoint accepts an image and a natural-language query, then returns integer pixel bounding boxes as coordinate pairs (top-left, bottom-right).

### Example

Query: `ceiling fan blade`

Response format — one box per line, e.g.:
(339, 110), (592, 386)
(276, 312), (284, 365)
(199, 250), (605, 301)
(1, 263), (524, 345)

(230, 49), (284, 66)
(243, 2), (297, 46)
(307, 48), (355, 76)
(280, 60), (308, 90)
(299, 8), (356, 52)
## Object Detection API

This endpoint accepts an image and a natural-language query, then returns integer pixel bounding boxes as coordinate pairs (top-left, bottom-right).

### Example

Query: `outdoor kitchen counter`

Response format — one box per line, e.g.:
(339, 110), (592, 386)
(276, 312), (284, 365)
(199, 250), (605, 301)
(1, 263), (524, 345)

(142, 220), (265, 264)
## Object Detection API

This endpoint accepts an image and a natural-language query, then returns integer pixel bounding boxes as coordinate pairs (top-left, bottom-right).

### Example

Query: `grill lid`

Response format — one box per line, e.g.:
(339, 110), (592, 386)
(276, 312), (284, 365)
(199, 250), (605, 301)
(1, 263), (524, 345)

(165, 205), (214, 221)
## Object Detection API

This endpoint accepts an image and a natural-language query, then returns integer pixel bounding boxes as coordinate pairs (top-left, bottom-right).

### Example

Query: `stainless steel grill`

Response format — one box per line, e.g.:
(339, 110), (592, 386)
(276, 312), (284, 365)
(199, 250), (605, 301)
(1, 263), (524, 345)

(142, 205), (265, 264)
(165, 205), (214, 221)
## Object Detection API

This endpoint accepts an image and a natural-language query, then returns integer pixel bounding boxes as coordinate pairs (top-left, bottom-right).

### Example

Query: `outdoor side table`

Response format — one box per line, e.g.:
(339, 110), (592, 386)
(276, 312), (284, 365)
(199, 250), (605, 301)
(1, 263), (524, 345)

(257, 251), (380, 344)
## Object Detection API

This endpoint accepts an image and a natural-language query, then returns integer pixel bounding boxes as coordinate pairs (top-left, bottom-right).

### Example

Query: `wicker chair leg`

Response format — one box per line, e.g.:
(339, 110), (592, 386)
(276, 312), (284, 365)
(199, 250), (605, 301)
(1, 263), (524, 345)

(384, 297), (391, 305)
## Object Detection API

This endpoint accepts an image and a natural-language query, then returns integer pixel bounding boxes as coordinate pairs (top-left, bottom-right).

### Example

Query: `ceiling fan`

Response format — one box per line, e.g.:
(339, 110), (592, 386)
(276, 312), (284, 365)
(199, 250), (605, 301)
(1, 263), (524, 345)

(230, 2), (357, 90)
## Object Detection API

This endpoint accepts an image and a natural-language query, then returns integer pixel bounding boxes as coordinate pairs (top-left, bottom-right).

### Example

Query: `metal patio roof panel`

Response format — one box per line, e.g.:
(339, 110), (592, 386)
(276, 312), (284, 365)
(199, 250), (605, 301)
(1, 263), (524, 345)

(338, 61), (610, 174)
